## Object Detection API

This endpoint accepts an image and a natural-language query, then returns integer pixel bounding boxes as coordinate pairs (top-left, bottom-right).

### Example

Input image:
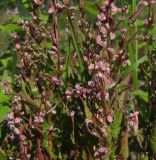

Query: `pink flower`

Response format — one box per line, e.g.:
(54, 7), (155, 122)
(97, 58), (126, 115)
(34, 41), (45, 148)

(15, 43), (21, 50)
(121, 5), (129, 14)
(3, 87), (13, 93)
(96, 35), (103, 46)
(14, 117), (21, 124)
(107, 114), (113, 123)
(122, 59), (130, 67)
(109, 32), (115, 40)
(95, 61), (110, 74)
(127, 111), (139, 132)
(14, 127), (20, 135)
(0, 81), (9, 86)
(88, 81), (94, 87)
(94, 147), (109, 159)
(51, 77), (60, 85)
(100, 26), (107, 34)
(20, 135), (27, 141)
(133, 111), (139, 116)
(11, 32), (18, 38)
(88, 64), (95, 70)
(48, 7), (55, 14)
(96, 92), (101, 100)
(96, 21), (102, 27)
(65, 89), (73, 99)
(98, 13), (106, 22)
(107, 47), (115, 53)
(99, 147), (108, 155)
(103, 75), (111, 86)
(102, 0), (109, 8)
(34, 115), (44, 123)
(110, 3), (118, 15)
(74, 84), (85, 96)
(105, 92), (109, 100)
(7, 112), (14, 120)
(33, 0), (42, 5)
(97, 108), (104, 116)
(144, 17), (152, 26)
(97, 72), (104, 79)
(17, 19), (24, 25)
(96, 36), (107, 47)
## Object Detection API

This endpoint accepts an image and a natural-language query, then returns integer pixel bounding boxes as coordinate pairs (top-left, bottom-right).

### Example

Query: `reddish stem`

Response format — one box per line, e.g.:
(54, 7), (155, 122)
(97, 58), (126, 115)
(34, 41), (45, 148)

(37, 138), (44, 160)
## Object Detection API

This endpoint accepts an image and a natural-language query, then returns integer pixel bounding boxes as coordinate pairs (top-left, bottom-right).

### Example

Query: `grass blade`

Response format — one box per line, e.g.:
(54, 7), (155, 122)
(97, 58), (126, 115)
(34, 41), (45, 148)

(66, 12), (84, 74)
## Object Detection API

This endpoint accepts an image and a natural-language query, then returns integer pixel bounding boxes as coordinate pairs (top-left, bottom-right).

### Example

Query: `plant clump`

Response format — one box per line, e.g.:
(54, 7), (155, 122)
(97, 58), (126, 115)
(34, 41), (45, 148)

(1, 0), (156, 159)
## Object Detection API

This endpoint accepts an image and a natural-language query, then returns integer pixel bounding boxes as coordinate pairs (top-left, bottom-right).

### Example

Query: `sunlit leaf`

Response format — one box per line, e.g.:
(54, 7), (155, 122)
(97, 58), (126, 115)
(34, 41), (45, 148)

(133, 89), (148, 102)
(0, 24), (20, 33)
(0, 106), (10, 123)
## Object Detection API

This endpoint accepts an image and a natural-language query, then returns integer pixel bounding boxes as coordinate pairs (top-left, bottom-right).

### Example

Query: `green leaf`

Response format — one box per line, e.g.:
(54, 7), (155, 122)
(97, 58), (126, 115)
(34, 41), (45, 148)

(149, 126), (156, 154)
(64, 39), (72, 80)
(105, 156), (110, 160)
(110, 112), (122, 137)
(135, 19), (144, 26)
(84, 2), (99, 16)
(0, 92), (11, 104)
(0, 71), (11, 123)
(0, 32), (9, 52)
(10, 15), (30, 23)
(122, 55), (147, 79)
(0, 71), (12, 103)
(67, 13), (84, 74)
(83, 100), (92, 119)
(119, 131), (129, 160)
(39, 14), (48, 22)
(1, 70), (12, 84)
(1, 57), (13, 69)
(133, 89), (148, 102)
(0, 106), (10, 123)
(0, 148), (7, 160)
(0, 24), (21, 33)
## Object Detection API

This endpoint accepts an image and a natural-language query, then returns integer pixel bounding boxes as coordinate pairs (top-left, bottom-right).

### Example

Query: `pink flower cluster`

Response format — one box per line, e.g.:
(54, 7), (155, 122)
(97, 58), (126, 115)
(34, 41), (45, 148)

(96, 108), (114, 123)
(94, 146), (109, 159)
(5, 111), (21, 135)
(65, 79), (109, 101)
(0, 81), (13, 94)
(95, 1), (120, 47)
(94, 0), (130, 69)
(88, 60), (111, 87)
(126, 111), (139, 132)
(5, 95), (24, 136)
(34, 112), (45, 124)
(65, 84), (91, 100)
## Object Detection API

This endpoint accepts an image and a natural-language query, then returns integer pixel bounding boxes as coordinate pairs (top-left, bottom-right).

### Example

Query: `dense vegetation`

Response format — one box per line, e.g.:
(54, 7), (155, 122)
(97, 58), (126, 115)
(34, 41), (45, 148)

(0, 0), (156, 159)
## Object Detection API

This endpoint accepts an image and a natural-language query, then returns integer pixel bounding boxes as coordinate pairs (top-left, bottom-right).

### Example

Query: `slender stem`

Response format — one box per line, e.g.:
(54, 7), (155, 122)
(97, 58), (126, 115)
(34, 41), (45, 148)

(132, 0), (139, 89)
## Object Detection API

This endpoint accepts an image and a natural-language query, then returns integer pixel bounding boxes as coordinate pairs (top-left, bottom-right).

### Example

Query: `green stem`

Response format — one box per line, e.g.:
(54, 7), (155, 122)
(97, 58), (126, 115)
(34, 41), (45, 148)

(67, 12), (84, 74)
(132, 0), (139, 89)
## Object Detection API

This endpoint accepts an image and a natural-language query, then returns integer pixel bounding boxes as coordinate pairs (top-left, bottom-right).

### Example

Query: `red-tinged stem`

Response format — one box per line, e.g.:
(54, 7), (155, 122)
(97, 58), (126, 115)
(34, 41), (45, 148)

(86, 147), (91, 160)
(19, 127), (28, 160)
(37, 137), (44, 160)
(130, 3), (145, 24)
(50, 0), (60, 78)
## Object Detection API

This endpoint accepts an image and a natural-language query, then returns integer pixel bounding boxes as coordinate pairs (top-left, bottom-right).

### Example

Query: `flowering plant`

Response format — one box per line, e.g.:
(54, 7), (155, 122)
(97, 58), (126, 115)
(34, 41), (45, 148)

(0, 0), (156, 159)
